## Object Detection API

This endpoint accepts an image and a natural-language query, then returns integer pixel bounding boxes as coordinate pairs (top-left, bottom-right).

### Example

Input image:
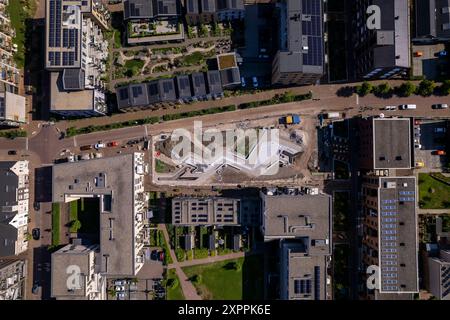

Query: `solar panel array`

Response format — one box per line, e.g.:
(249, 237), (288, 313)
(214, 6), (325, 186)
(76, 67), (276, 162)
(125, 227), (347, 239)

(49, 0), (62, 48)
(379, 186), (415, 292)
(301, 0), (323, 67)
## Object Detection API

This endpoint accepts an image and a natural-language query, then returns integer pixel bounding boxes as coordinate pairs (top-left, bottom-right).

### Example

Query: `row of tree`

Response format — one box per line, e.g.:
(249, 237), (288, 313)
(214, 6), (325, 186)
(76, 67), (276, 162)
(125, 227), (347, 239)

(354, 80), (450, 98)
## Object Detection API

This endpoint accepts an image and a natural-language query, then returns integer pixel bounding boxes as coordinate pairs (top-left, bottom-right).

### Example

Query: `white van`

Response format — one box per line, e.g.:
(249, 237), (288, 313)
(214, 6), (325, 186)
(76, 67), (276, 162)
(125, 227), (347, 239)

(399, 104), (417, 110)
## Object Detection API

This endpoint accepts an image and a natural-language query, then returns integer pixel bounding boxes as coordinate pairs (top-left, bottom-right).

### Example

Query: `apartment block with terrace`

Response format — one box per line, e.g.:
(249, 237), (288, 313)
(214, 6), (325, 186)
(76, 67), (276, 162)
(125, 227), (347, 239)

(0, 0), (20, 92)
(45, 0), (110, 117)
(51, 153), (150, 299)
(0, 258), (27, 300)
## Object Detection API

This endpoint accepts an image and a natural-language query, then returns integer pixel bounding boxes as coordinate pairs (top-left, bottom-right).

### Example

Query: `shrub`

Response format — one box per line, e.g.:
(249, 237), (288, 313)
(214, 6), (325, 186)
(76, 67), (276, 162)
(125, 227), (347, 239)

(417, 80), (435, 96)
(373, 82), (392, 97)
(439, 80), (450, 96)
(355, 81), (373, 96)
(396, 81), (416, 97)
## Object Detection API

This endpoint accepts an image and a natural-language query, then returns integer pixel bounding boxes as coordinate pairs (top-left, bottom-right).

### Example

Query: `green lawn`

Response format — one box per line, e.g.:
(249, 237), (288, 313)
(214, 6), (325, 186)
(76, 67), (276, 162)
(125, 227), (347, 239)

(113, 30), (122, 49)
(166, 269), (185, 300)
(124, 59), (144, 76)
(51, 203), (61, 246)
(181, 52), (205, 66)
(333, 244), (350, 300)
(155, 159), (172, 173)
(182, 255), (264, 300)
(419, 173), (450, 209)
(69, 201), (79, 233)
(6, 0), (35, 68)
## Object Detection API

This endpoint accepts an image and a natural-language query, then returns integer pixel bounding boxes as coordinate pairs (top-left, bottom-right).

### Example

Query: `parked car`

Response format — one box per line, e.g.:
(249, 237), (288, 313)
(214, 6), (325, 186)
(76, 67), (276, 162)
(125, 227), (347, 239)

(151, 250), (159, 261)
(158, 251), (165, 262)
(115, 285), (125, 292)
(415, 144), (422, 149)
(384, 106), (397, 111)
(7, 150), (17, 155)
(240, 77), (246, 87)
(32, 228), (40, 240)
(117, 292), (126, 300)
(33, 202), (40, 211)
(94, 142), (105, 149)
(434, 150), (446, 156)
(114, 280), (127, 286)
(32, 282), (40, 294)
(432, 103), (448, 109)
(252, 76), (259, 88)
(415, 161), (425, 168)
(399, 104), (417, 110)
(434, 127), (447, 133)
(107, 141), (119, 147)
(80, 145), (92, 151)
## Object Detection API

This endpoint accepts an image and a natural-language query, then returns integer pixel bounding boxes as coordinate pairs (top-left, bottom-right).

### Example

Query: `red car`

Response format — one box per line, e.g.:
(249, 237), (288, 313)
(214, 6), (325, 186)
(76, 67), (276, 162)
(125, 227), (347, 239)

(158, 251), (165, 262)
(107, 141), (119, 147)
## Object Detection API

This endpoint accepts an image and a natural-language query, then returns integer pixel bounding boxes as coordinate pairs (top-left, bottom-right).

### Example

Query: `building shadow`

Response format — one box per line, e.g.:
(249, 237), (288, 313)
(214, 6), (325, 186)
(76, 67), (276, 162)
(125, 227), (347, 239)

(34, 166), (53, 203)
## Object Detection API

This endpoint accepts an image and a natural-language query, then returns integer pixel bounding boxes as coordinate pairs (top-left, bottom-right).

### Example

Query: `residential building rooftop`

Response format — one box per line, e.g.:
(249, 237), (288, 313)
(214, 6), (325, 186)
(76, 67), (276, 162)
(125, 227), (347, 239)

(52, 153), (148, 277)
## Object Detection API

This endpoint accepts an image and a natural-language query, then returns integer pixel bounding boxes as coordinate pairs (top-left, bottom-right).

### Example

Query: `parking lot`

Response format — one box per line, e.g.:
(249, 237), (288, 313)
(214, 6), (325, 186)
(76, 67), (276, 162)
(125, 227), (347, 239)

(414, 119), (448, 170)
(412, 43), (448, 79)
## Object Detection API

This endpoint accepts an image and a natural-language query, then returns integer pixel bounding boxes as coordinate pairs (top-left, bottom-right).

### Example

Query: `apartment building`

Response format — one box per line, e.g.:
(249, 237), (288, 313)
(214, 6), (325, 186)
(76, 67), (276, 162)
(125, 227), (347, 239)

(428, 249), (450, 300)
(45, 0), (110, 117)
(116, 70), (223, 111)
(116, 78), (178, 111)
(172, 197), (240, 226)
(351, 0), (410, 79)
(52, 153), (149, 279)
(0, 84), (26, 127)
(0, 258), (27, 300)
(124, 0), (184, 44)
(415, 0), (450, 40)
(361, 176), (419, 298)
(0, 161), (29, 257)
(185, 0), (245, 25)
(51, 242), (106, 300)
(261, 188), (332, 300)
(357, 117), (412, 170)
(0, 0), (21, 92)
(271, 0), (325, 86)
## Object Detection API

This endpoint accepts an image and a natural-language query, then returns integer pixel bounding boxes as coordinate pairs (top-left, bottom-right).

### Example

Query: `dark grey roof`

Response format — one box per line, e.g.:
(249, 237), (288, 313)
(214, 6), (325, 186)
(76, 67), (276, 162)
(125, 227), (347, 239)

(416, 0), (450, 39)
(373, 118), (411, 169)
(219, 67), (241, 87)
(217, 0), (244, 11)
(186, 0), (199, 14)
(157, 78), (177, 102)
(201, 0), (216, 13)
(183, 234), (192, 250)
(129, 83), (149, 107)
(232, 234), (240, 251)
(124, 0), (180, 19)
(208, 234), (215, 250)
(0, 224), (18, 257)
(62, 69), (85, 91)
(116, 86), (130, 109)
(377, 177), (418, 293)
(206, 70), (223, 95)
(0, 161), (19, 219)
(190, 72), (207, 96)
(175, 75), (193, 98)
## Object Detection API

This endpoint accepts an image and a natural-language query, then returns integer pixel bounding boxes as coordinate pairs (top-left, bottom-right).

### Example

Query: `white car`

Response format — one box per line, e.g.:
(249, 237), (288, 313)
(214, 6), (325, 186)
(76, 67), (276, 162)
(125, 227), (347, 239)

(115, 285), (125, 292)
(384, 105), (397, 111)
(252, 77), (259, 88)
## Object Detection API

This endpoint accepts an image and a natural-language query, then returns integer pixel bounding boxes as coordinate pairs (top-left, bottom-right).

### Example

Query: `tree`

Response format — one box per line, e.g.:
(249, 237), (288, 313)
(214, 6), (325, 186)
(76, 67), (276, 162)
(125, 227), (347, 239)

(397, 81), (416, 97)
(71, 220), (82, 231)
(439, 80), (450, 96)
(355, 81), (373, 96)
(373, 82), (392, 97)
(417, 79), (435, 96)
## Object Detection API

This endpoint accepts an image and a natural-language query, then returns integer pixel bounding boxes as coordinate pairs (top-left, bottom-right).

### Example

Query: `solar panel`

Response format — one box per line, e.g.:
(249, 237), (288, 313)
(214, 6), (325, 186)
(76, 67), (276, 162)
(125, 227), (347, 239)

(148, 83), (158, 96)
(314, 266), (320, 300)
(132, 86), (143, 97)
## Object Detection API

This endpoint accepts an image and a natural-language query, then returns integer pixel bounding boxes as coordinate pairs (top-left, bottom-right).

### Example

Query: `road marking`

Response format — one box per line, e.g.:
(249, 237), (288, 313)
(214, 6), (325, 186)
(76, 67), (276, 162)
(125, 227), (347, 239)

(356, 94), (359, 105)
(25, 138), (28, 151)
(73, 136), (77, 147)
(145, 125), (148, 137)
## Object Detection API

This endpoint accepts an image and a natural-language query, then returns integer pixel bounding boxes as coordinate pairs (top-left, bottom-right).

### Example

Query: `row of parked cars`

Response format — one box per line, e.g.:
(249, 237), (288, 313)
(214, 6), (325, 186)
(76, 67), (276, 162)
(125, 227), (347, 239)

(384, 103), (448, 111)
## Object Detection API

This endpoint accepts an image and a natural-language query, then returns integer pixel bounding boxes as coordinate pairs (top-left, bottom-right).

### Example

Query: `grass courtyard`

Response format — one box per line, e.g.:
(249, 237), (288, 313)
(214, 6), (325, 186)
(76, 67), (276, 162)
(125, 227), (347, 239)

(419, 173), (450, 209)
(166, 269), (185, 300)
(182, 255), (264, 300)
